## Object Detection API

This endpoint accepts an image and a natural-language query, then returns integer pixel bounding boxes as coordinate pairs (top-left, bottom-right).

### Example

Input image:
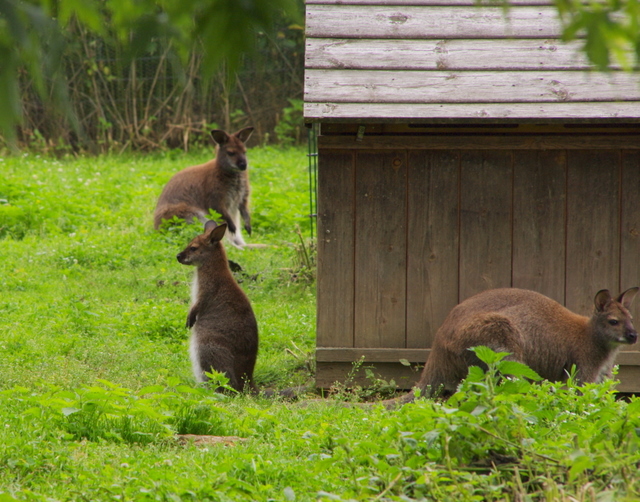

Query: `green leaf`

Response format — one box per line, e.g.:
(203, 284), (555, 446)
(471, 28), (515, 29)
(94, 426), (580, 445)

(469, 346), (510, 365)
(62, 407), (81, 416)
(568, 454), (594, 481)
(138, 385), (165, 395)
(497, 361), (542, 381)
(466, 365), (486, 381)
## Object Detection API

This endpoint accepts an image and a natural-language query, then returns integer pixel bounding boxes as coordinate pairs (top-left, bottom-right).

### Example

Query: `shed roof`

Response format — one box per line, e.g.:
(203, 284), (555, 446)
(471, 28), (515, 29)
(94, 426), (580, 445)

(304, 0), (640, 123)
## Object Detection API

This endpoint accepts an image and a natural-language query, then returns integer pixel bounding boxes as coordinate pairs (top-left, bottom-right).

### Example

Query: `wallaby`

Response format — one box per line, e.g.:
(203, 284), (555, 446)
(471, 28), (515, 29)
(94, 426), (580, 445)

(155, 127), (254, 249)
(389, 287), (639, 406)
(177, 220), (258, 392)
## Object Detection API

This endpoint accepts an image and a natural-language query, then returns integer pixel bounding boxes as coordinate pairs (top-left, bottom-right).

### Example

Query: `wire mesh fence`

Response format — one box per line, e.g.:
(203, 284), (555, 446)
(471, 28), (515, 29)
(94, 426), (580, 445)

(15, 22), (304, 153)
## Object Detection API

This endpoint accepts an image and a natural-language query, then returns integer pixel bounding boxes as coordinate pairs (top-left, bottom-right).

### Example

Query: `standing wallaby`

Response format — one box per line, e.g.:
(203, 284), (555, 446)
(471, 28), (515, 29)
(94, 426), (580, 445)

(155, 127), (254, 249)
(390, 287), (638, 406)
(177, 220), (258, 392)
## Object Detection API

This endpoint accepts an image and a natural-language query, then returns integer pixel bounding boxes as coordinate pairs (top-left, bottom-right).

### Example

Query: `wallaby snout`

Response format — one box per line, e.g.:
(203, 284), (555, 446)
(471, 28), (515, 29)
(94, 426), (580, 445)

(235, 158), (247, 171)
(624, 329), (638, 344)
(176, 250), (190, 265)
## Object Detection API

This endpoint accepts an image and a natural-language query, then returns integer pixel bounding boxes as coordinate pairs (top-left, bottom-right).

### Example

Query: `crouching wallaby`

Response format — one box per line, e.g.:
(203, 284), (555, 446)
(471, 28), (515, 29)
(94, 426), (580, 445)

(155, 127), (254, 249)
(177, 220), (258, 392)
(390, 287), (639, 406)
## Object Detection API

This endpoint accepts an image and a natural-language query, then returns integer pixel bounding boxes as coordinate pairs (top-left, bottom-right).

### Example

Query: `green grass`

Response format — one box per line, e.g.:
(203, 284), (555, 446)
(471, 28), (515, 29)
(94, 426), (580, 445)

(2, 147), (640, 501)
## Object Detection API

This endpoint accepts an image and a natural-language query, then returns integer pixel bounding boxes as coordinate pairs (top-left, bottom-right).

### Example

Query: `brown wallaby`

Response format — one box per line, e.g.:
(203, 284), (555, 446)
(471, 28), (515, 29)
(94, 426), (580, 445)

(155, 127), (254, 249)
(389, 287), (639, 406)
(177, 220), (258, 392)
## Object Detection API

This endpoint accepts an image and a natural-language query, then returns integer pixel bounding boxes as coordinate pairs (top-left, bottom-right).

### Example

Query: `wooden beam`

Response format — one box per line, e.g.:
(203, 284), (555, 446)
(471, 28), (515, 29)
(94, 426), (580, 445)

(305, 102), (640, 122)
(306, 5), (563, 39)
(306, 38), (591, 71)
(317, 134), (640, 150)
(306, 0), (555, 5)
(305, 70), (640, 104)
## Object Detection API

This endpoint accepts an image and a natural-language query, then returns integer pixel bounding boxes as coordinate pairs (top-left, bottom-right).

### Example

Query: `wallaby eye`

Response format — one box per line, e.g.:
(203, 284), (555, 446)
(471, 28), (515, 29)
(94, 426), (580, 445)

(609, 319), (619, 326)
(226, 150), (236, 156)
(189, 246), (197, 252)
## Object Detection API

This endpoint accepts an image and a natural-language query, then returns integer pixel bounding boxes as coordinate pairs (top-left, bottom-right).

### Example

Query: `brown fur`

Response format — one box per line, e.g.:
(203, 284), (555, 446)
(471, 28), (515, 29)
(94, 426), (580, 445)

(155, 127), (254, 248)
(177, 221), (258, 392)
(387, 287), (639, 407)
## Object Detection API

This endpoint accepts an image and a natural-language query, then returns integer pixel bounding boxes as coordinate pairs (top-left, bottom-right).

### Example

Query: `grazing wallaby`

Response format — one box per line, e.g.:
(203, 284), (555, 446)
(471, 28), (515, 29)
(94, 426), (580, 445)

(390, 287), (639, 406)
(155, 127), (254, 249)
(177, 220), (258, 392)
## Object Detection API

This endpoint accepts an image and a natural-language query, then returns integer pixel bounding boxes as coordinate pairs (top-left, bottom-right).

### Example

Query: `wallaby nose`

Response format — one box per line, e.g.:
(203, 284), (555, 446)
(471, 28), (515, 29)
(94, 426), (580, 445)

(237, 159), (247, 170)
(626, 330), (638, 344)
(176, 252), (185, 264)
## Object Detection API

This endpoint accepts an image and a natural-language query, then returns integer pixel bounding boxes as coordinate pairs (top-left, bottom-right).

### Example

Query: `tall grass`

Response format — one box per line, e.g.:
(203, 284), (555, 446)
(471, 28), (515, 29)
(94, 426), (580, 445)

(2, 147), (640, 501)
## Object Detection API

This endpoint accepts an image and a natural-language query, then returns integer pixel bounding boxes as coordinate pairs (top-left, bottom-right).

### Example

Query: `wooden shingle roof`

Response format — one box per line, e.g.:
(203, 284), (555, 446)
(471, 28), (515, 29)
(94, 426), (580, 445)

(304, 0), (640, 122)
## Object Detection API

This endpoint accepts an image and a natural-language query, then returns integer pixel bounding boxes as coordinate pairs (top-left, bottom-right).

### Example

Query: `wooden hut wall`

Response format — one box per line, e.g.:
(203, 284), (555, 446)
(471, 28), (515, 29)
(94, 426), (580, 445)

(305, 0), (640, 390)
(316, 136), (640, 389)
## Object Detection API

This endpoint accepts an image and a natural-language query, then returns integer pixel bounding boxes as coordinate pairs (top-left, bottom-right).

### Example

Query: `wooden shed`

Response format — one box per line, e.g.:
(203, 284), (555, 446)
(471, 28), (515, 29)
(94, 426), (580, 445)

(304, 0), (640, 391)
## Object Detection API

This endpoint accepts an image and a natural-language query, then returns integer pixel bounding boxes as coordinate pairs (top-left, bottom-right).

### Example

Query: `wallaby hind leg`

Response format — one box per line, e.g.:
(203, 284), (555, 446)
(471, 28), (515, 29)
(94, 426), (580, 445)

(459, 313), (524, 369)
(154, 203), (207, 229)
(194, 344), (242, 392)
(410, 313), (524, 401)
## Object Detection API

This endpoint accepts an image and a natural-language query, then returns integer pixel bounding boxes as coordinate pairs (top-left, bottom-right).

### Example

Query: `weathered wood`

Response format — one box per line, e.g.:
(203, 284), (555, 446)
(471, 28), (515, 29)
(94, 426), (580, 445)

(305, 102), (640, 121)
(306, 38), (590, 71)
(316, 350), (640, 390)
(317, 151), (356, 348)
(316, 134), (640, 150)
(406, 150), (460, 348)
(611, 365), (640, 392)
(620, 150), (640, 348)
(316, 347), (430, 362)
(315, 361), (422, 389)
(354, 151), (407, 348)
(459, 151), (513, 301)
(512, 150), (566, 303)
(305, 70), (640, 104)
(318, 132), (640, 151)
(316, 361), (640, 390)
(306, 5), (562, 39)
(565, 150), (620, 314)
(306, 0), (555, 4)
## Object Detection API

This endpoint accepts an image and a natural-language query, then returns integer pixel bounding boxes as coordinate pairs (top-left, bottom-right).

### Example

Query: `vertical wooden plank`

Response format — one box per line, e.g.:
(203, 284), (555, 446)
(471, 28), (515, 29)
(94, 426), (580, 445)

(459, 150), (513, 301)
(354, 150), (407, 348)
(316, 150), (355, 348)
(406, 150), (459, 349)
(566, 150), (620, 315)
(512, 150), (566, 303)
(620, 150), (640, 343)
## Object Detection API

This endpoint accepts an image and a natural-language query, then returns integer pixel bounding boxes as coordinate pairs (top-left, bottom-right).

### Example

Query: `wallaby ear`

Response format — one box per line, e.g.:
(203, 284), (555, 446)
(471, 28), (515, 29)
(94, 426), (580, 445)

(234, 126), (254, 144)
(208, 223), (227, 243)
(211, 130), (230, 145)
(203, 220), (218, 234)
(594, 289), (612, 312)
(617, 287), (640, 309)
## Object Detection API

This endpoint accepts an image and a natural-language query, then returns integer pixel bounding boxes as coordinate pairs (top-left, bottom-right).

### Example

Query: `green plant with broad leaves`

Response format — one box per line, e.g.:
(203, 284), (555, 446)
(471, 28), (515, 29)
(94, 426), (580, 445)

(2, 147), (640, 500)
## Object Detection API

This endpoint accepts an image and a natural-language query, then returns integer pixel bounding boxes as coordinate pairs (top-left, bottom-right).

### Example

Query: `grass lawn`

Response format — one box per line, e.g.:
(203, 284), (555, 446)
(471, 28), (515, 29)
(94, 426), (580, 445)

(1, 146), (640, 501)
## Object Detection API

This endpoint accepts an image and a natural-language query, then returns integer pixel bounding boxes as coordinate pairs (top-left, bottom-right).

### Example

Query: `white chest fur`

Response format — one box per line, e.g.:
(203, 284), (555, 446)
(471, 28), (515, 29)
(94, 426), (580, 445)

(188, 274), (205, 382)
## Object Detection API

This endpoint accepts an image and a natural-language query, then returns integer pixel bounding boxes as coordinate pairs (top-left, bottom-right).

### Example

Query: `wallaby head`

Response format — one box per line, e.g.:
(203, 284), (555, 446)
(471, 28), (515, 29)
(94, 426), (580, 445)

(176, 220), (227, 267)
(591, 287), (639, 346)
(211, 127), (254, 172)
